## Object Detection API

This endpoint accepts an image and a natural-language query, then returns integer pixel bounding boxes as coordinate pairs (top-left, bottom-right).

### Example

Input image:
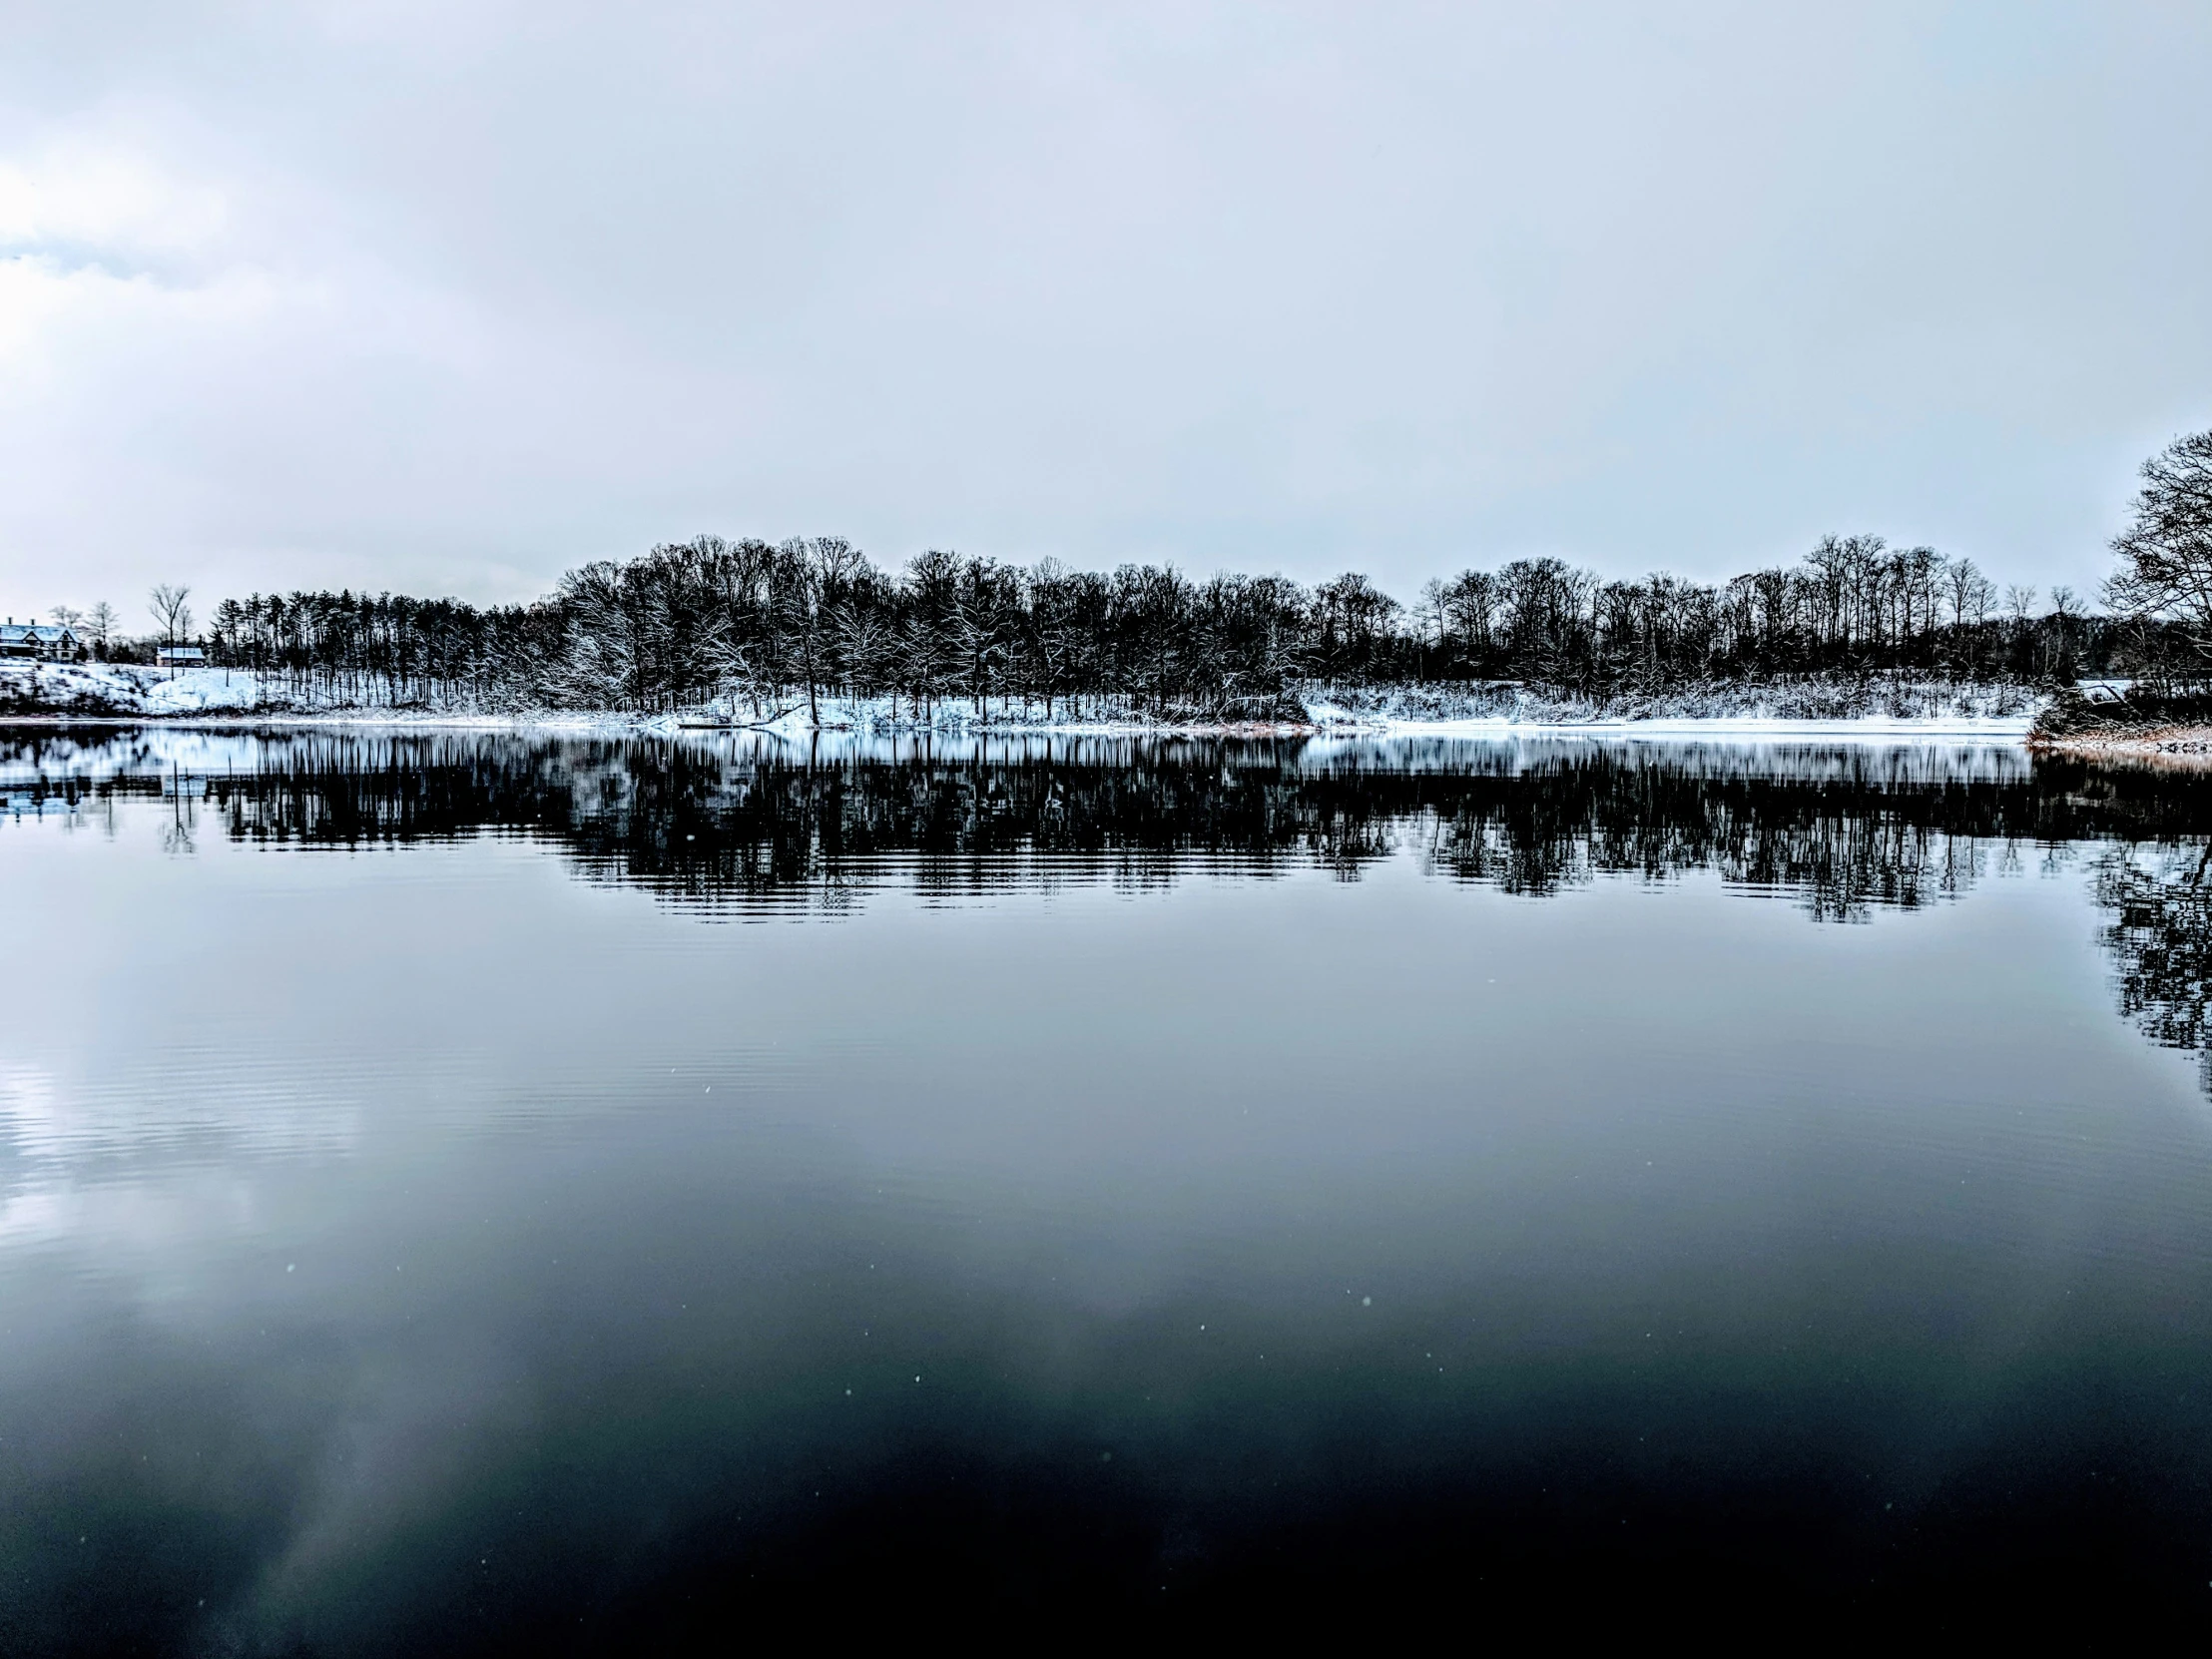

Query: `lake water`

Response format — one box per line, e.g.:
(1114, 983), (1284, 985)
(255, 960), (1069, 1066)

(7, 728), (2212, 1645)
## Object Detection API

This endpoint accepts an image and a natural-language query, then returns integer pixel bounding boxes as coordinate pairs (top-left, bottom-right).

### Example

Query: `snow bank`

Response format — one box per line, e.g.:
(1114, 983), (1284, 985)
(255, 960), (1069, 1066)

(1303, 678), (2039, 733)
(0, 663), (2042, 743)
(0, 662), (299, 717)
(696, 683), (2041, 742)
(0, 663), (612, 728)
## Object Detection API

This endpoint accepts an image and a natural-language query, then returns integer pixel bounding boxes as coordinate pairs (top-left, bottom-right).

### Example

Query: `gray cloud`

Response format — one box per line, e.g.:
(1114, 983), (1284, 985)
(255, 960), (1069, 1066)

(1, 1), (2207, 618)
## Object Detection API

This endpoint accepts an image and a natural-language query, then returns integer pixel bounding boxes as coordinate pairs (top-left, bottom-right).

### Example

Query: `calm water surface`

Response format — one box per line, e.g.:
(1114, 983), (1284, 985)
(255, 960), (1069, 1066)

(6, 729), (2212, 1645)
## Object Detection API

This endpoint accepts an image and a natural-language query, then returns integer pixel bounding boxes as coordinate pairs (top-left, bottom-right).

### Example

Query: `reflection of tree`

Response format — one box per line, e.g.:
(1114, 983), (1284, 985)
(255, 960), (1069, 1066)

(29, 730), (2212, 1090)
(19, 732), (2212, 930)
(2094, 843), (2212, 1090)
(1418, 750), (2032, 918)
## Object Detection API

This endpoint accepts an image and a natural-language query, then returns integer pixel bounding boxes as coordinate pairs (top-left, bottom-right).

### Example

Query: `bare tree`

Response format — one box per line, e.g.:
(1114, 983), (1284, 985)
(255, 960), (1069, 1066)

(1946, 556), (1995, 629)
(794, 535), (866, 723)
(87, 601), (119, 655)
(2105, 429), (2212, 660)
(149, 584), (194, 647)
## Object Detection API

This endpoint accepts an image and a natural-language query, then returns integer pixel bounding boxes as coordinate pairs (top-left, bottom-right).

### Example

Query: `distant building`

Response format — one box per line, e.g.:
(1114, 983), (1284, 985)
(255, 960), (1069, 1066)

(157, 646), (208, 667)
(0, 619), (82, 660)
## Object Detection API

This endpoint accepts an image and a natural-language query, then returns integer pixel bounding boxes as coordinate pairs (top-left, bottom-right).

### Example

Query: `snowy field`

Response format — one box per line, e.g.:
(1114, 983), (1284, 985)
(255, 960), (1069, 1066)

(0, 663), (578, 725)
(0, 662), (318, 718)
(0, 661), (2040, 741)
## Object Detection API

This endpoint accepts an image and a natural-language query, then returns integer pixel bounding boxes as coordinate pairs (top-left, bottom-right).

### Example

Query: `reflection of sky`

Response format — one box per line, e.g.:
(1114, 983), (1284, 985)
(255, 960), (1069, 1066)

(3, 761), (2196, 1286)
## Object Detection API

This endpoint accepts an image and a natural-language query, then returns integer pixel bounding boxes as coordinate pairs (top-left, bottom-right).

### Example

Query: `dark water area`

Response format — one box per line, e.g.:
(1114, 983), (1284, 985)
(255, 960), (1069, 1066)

(7, 728), (2212, 1647)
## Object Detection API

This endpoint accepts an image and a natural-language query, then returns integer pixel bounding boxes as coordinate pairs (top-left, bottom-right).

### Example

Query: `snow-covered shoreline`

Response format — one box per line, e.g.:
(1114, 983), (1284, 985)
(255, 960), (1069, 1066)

(0, 661), (2039, 743)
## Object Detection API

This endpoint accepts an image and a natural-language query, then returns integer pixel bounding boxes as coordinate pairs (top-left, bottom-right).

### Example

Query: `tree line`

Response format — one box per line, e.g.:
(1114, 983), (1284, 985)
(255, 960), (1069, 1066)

(92, 534), (2121, 717)
(34, 427), (2210, 716)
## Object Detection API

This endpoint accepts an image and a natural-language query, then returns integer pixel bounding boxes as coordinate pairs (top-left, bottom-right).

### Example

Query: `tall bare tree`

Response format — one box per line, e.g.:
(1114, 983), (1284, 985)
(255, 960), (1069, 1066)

(2105, 430), (2212, 661)
(149, 584), (194, 648)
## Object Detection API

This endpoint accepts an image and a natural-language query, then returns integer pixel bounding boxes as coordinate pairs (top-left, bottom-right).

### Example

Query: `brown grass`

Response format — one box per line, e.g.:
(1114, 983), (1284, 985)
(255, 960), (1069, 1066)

(2028, 725), (2212, 767)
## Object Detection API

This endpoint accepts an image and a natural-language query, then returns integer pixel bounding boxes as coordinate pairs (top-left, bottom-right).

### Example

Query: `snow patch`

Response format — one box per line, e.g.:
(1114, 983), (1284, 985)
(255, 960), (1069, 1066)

(0, 663), (2043, 743)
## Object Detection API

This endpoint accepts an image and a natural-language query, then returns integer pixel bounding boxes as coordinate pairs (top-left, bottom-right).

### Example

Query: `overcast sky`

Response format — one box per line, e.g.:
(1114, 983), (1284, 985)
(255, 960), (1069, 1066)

(2, 1), (2208, 621)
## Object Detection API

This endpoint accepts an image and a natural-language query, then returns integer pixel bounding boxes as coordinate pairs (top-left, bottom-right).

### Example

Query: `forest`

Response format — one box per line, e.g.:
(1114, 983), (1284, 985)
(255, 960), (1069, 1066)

(110, 533), (2137, 718)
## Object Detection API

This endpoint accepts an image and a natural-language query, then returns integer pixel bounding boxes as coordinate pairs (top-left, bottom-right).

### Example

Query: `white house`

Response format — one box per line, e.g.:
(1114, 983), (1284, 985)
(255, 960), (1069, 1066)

(0, 620), (82, 660)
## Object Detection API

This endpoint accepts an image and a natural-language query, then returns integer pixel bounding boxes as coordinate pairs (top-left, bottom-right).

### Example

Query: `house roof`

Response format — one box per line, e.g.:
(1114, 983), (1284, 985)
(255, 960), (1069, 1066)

(0, 624), (78, 644)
